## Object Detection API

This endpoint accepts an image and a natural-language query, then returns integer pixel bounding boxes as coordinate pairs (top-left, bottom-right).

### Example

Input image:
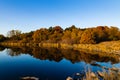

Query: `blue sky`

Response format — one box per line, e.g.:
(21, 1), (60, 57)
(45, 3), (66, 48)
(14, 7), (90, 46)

(0, 0), (120, 35)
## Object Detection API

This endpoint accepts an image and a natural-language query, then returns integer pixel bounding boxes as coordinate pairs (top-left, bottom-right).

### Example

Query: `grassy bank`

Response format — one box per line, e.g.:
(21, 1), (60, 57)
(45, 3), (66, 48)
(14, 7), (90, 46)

(73, 41), (120, 54)
(1, 41), (120, 55)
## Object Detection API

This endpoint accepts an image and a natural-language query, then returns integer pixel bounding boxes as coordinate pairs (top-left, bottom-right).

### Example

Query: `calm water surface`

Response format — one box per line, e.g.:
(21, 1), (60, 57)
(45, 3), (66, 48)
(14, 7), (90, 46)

(0, 47), (120, 80)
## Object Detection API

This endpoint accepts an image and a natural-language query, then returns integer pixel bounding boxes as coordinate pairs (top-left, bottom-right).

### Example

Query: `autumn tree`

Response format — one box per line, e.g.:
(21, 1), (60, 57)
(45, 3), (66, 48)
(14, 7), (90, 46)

(71, 28), (82, 44)
(92, 26), (109, 43)
(3, 25), (120, 44)
(62, 25), (83, 44)
(107, 26), (119, 40)
(48, 26), (63, 43)
(32, 28), (49, 42)
(80, 29), (96, 44)
(19, 31), (34, 43)
(62, 30), (71, 44)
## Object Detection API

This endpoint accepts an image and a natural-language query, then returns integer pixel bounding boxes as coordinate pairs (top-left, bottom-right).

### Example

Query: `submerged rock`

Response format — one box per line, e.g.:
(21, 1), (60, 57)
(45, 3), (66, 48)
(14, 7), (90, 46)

(111, 67), (119, 72)
(66, 76), (73, 80)
(21, 76), (39, 80)
(90, 72), (96, 78)
(76, 73), (80, 76)
(97, 71), (104, 78)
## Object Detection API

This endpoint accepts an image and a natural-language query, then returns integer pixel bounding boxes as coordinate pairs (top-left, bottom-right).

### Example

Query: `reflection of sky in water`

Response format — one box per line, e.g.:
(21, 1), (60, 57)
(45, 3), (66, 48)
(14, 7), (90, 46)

(0, 49), (120, 80)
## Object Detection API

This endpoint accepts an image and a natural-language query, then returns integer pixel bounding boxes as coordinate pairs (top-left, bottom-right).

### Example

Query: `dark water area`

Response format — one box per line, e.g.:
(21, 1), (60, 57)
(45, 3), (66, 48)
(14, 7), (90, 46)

(0, 46), (120, 80)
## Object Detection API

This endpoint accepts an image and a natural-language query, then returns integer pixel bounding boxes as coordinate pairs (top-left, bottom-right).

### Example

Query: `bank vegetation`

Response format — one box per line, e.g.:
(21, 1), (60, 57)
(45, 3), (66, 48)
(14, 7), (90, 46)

(1, 25), (120, 54)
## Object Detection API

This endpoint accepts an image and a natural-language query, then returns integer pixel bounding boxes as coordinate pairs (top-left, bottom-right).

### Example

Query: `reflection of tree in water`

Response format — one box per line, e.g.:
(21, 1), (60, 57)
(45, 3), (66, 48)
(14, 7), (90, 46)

(32, 48), (63, 62)
(0, 46), (5, 51)
(5, 46), (120, 64)
(6, 46), (33, 56)
(6, 49), (21, 56)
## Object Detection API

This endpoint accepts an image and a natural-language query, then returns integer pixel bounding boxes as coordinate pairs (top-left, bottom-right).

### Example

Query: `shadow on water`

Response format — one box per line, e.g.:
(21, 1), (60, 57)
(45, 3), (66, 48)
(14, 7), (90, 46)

(2, 46), (120, 64)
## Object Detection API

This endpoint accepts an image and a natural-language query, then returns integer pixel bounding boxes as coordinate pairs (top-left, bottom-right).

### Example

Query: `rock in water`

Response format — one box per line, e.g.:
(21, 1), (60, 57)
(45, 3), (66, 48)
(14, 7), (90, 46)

(21, 76), (39, 80)
(97, 71), (104, 78)
(90, 72), (96, 78)
(66, 76), (73, 80)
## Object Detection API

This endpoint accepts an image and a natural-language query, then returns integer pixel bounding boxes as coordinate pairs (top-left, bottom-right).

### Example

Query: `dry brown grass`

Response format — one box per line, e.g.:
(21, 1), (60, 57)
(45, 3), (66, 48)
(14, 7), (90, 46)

(83, 67), (120, 80)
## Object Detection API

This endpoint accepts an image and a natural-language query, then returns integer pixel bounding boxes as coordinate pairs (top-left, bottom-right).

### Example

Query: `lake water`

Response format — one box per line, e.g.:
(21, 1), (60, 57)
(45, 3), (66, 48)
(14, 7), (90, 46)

(0, 46), (120, 80)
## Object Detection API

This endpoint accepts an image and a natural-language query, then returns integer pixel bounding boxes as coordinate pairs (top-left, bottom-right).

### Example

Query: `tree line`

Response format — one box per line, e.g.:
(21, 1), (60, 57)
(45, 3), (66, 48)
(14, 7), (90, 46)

(0, 25), (120, 44)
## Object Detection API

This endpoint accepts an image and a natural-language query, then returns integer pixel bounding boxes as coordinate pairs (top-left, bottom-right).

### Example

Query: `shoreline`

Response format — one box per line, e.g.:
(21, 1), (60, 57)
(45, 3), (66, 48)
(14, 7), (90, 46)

(0, 41), (120, 55)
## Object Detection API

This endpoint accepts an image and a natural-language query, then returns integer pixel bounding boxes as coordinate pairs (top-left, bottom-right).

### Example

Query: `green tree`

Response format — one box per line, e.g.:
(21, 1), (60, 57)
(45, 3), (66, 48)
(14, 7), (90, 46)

(65, 25), (77, 31)
(0, 34), (6, 42)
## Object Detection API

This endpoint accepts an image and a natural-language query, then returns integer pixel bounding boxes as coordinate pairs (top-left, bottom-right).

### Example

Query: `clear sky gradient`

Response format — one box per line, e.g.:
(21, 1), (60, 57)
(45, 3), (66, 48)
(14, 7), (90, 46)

(0, 0), (120, 35)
